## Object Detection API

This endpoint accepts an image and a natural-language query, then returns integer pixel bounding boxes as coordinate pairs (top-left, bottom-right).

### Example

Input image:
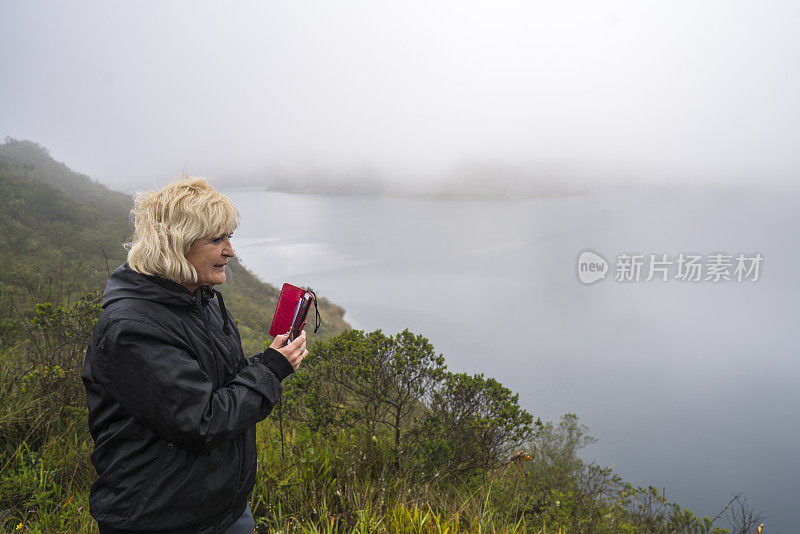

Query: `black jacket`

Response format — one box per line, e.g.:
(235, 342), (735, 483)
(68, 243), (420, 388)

(82, 264), (293, 533)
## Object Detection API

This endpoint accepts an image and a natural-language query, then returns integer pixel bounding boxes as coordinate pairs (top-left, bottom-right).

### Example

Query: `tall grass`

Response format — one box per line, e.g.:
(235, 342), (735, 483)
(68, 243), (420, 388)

(0, 351), (96, 533)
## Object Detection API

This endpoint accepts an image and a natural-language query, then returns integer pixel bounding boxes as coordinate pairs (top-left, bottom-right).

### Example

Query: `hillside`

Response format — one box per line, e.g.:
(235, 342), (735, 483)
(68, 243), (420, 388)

(0, 137), (348, 353)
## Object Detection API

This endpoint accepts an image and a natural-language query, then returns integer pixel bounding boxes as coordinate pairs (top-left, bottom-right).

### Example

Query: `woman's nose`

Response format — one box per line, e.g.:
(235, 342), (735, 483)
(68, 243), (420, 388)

(223, 238), (235, 257)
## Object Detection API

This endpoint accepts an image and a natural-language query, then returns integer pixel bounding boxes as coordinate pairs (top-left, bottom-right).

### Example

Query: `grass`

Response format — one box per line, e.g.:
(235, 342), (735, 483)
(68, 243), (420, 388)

(0, 352), (95, 533)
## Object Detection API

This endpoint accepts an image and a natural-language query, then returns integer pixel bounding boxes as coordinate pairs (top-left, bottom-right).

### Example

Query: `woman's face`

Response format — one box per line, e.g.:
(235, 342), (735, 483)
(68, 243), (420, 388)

(184, 233), (235, 292)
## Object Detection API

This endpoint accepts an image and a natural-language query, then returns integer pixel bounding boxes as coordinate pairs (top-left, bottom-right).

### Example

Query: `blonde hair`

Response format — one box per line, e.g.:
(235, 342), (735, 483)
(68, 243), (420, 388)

(126, 175), (239, 284)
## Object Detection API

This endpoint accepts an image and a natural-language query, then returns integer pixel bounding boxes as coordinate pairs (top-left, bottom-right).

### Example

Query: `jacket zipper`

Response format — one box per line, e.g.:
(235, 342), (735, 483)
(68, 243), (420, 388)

(198, 294), (245, 516)
(196, 297), (225, 382)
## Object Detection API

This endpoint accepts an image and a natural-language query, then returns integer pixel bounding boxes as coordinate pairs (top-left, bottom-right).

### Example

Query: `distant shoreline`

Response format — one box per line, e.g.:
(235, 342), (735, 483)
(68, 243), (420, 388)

(219, 185), (590, 201)
(219, 182), (785, 200)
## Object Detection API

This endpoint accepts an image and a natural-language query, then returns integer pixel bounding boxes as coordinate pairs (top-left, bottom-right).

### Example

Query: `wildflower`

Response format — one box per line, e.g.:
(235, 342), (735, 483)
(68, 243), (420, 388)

(16, 523), (23, 530)
(509, 450), (533, 477)
(510, 450), (533, 463)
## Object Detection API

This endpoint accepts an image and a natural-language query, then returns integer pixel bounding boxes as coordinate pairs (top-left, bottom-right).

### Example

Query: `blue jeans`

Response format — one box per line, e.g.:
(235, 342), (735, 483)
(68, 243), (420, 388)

(222, 503), (255, 534)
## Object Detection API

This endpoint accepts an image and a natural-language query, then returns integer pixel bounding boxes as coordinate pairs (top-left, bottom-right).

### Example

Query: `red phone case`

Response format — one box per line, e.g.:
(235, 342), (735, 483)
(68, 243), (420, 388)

(269, 283), (309, 337)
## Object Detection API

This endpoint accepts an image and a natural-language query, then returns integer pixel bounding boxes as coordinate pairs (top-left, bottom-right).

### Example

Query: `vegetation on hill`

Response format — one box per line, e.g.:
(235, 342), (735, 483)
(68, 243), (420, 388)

(0, 138), (763, 533)
(0, 294), (744, 533)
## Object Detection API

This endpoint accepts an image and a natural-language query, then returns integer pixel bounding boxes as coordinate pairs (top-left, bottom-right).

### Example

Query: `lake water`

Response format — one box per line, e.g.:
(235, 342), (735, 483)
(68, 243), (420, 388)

(224, 186), (799, 532)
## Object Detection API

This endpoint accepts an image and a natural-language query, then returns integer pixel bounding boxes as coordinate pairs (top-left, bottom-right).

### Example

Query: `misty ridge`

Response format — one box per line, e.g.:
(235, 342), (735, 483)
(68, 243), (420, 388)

(218, 160), (591, 200)
(198, 154), (790, 201)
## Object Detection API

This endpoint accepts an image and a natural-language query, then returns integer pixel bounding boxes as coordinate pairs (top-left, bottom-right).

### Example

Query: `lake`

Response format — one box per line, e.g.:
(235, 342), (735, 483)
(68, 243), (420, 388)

(224, 185), (799, 532)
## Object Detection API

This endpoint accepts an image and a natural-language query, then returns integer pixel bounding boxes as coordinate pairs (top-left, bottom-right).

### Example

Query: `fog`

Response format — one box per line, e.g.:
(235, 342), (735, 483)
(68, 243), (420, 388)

(2, 1), (800, 529)
(1, 1), (799, 192)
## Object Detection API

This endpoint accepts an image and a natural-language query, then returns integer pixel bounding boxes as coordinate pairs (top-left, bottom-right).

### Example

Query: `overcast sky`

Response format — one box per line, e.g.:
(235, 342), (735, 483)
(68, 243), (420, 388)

(1, 0), (798, 191)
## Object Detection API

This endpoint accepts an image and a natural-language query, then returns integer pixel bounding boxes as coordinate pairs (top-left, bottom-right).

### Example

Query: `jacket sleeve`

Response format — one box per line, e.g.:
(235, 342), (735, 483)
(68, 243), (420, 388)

(248, 349), (295, 380)
(94, 317), (291, 455)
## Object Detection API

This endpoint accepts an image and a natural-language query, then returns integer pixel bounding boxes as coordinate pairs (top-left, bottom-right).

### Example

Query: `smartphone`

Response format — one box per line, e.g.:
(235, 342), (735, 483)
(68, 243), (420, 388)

(269, 283), (318, 340)
(289, 292), (314, 342)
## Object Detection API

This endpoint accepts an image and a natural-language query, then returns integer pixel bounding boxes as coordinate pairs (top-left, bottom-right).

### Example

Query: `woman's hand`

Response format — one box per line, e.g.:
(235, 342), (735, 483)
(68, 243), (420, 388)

(270, 330), (307, 371)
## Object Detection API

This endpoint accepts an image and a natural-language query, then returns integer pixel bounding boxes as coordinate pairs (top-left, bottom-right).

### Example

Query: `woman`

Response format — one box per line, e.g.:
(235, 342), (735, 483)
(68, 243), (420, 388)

(82, 176), (306, 534)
